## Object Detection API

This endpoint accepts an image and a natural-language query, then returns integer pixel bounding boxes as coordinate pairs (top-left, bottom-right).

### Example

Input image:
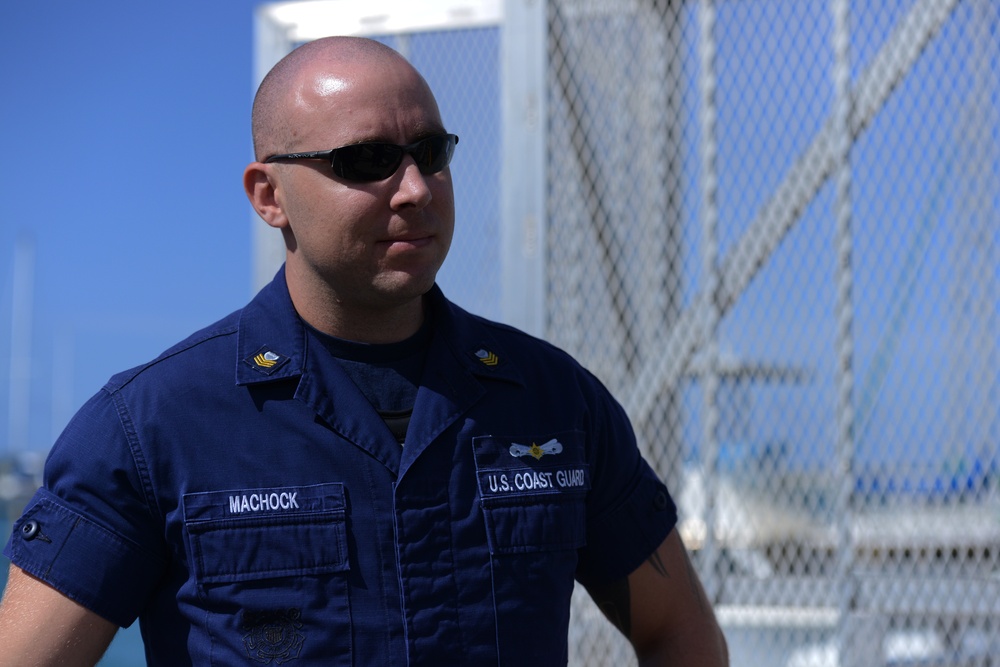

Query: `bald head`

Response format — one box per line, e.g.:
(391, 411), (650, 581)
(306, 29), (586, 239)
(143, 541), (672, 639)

(251, 37), (424, 161)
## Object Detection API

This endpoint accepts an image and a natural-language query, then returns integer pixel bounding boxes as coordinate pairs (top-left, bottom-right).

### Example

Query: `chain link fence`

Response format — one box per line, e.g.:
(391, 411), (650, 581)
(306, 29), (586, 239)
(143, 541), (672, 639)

(251, 1), (1000, 664)
(546, 1), (999, 665)
(0, 1), (992, 665)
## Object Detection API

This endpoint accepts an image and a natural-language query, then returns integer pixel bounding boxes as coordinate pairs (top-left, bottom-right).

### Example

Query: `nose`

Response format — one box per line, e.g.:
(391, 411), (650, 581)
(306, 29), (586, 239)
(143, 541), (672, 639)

(390, 155), (434, 210)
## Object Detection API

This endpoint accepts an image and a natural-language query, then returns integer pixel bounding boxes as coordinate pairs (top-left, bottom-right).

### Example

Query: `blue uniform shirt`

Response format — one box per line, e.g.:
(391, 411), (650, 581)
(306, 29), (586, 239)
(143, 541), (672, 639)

(5, 268), (677, 666)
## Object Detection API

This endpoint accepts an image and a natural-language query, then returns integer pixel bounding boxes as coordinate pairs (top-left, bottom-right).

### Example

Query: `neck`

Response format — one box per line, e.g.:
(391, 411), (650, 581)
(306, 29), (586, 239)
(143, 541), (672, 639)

(288, 285), (427, 345)
(314, 299), (426, 344)
(282, 256), (437, 343)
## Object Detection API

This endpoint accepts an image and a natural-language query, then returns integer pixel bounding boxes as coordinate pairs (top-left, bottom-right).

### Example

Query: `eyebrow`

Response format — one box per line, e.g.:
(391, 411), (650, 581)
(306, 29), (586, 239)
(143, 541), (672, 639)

(349, 122), (448, 145)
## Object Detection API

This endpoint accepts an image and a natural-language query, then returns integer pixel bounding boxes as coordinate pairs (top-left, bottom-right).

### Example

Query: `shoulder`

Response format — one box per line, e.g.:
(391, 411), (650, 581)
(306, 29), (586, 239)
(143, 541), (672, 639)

(437, 292), (592, 377)
(103, 308), (242, 394)
(104, 267), (302, 395)
(434, 291), (619, 412)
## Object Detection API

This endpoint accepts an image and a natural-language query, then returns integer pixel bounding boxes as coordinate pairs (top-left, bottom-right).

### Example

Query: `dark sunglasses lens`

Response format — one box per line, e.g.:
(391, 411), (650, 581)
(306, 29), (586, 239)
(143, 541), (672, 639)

(331, 135), (457, 182)
(332, 144), (404, 181)
(412, 135), (455, 174)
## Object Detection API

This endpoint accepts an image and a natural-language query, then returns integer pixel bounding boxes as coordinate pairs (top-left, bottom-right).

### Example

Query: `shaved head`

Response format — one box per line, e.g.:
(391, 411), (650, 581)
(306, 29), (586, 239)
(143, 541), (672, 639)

(243, 34), (454, 342)
(251, 37), (421, 160)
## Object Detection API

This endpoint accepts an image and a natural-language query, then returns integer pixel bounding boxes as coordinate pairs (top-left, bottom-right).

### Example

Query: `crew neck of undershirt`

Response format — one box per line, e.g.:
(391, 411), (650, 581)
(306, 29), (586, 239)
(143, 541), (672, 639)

(302, 313), (432, 444)
(303, 314), (433, 364)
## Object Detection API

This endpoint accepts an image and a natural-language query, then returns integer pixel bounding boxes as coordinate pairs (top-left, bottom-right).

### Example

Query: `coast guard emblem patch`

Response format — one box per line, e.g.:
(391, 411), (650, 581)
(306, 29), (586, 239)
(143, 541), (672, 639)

(242, 608), (305, 664)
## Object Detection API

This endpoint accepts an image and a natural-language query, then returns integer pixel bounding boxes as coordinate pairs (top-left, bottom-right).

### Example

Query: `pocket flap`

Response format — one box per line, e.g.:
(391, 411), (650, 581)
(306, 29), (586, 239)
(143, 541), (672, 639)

(183, 483), (348, 584)
(473, 432), (590, 554)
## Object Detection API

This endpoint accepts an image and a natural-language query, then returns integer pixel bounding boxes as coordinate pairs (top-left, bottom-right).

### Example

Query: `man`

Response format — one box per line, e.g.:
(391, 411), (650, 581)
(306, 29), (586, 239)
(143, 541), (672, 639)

(0, 37), (728, 666)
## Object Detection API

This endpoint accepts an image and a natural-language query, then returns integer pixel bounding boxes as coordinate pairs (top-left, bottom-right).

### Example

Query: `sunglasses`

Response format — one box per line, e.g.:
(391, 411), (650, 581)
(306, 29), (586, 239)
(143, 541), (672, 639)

(263, 133), (459, 182)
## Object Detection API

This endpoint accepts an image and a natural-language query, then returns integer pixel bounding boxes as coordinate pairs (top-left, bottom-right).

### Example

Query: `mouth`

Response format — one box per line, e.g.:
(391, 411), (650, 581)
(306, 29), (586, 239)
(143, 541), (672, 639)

(378, 235), (434, 250)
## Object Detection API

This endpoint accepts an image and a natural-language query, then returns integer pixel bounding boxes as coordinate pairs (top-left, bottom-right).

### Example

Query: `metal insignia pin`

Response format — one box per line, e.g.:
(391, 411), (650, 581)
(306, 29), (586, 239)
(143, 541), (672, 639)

(244, 346), (290, 376)
(475, 348), (499, 367)
(509, 438), (563, 460)
(254, 351), (281, 368)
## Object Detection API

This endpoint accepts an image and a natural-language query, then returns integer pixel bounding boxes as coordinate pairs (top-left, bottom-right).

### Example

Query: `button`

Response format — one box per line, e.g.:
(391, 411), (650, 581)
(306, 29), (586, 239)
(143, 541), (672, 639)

(653, 491), (669, 511)
(20, 520), (41, 541)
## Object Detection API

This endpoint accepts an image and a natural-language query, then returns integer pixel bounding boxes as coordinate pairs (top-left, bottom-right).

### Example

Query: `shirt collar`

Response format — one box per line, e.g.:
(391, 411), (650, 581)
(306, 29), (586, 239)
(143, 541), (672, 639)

(235, 265), (307, 386)
(235, 265), (524, 388)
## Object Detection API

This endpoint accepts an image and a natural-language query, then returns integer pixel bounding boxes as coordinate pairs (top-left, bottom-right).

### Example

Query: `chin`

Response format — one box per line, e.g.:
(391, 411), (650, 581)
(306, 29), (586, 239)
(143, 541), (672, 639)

(373, 271), (439, 303)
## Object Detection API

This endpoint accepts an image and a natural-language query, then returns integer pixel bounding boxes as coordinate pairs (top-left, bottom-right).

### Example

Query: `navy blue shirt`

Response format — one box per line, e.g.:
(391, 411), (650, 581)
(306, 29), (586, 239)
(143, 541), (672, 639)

(305, 315), (430, 443)
(5, 267), (676, 666)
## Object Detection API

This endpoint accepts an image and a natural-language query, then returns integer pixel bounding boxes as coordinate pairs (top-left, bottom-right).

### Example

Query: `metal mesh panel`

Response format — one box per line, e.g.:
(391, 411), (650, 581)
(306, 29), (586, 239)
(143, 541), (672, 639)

(398, 29), (505, 322)
(548, 0), (999, 665)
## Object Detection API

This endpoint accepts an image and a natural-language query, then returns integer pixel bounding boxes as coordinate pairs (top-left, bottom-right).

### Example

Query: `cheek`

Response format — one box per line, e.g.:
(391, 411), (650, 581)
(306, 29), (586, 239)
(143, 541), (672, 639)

(289, 190), (378, 248)
(431, 179), (456, 222)
(438, 215), (455, 254)
(286, 211), (370, 277)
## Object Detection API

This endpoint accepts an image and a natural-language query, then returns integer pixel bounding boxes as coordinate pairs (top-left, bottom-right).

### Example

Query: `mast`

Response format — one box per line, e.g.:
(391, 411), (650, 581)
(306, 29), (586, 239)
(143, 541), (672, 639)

(7, 234), (34, 453)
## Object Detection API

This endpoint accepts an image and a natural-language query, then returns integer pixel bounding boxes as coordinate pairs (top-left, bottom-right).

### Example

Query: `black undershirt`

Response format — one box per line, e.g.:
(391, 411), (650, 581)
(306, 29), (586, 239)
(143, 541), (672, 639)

(304, 317), (431, 445)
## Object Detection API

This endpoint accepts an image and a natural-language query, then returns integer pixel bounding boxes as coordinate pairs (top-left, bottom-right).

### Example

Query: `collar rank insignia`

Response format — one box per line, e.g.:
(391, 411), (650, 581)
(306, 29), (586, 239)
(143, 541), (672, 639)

(509, 438), (563, 460)
(475, 348), (500, 367)
(255, 351), (281, 368)
(245, 346), (290, 376)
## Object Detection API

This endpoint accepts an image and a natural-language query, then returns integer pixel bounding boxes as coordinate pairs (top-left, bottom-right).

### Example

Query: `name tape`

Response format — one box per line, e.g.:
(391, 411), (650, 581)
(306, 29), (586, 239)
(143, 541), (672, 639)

(228, 491), (299, 514)
(183, 483), (345, 524)
(478, 466), (590, 498)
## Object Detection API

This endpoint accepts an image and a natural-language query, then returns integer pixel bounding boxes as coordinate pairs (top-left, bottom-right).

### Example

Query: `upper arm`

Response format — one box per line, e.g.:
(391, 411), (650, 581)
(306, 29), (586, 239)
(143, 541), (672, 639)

(586, 527), (729, 666)
(0, 563), (118, 667)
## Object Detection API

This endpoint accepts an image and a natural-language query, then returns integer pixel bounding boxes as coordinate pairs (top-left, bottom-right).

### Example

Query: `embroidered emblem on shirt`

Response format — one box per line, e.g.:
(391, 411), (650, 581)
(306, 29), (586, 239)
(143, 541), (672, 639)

(509, 438), (564, 460)
(474, 348), (499, 367)
(244, 346), (290, 376)
(242, 608), (305, 664)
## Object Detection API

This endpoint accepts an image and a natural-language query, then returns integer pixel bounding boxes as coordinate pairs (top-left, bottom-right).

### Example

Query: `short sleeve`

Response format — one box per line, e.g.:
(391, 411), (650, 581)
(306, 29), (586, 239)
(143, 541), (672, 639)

(575, 376), (678, 588)
(2, 388), (167, 627)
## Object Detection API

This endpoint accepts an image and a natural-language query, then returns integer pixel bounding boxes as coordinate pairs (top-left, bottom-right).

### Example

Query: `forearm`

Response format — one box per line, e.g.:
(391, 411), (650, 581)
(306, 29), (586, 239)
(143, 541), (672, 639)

(0, 564), (118, 667)
(589, 529), (729, 667)
(635, 620), (729, 667)
(634, 546), (729, 666)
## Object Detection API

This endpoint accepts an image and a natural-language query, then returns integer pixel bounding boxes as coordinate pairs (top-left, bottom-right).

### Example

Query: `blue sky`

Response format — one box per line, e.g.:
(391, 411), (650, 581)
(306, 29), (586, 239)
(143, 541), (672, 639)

(1, 0), (993, 492)
(1, 3), (504, 453)
(1, 1), (263, 449)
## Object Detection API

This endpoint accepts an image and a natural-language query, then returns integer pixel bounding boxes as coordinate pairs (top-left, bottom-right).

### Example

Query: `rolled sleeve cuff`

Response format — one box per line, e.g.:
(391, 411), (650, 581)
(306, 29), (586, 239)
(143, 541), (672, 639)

(3, 488), (165, 627)
(577, 472), (678, 587)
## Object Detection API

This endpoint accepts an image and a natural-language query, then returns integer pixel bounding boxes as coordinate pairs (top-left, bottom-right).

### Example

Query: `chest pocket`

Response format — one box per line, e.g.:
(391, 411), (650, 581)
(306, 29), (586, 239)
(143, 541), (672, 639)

(472, 431), (590, 554)
(181, 483), (352, 666)
(183, 482), (349, 584)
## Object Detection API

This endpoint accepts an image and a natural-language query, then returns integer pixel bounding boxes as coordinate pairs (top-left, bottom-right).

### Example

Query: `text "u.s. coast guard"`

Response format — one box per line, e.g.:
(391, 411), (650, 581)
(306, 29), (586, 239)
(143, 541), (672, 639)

(228, 491), (299, 514)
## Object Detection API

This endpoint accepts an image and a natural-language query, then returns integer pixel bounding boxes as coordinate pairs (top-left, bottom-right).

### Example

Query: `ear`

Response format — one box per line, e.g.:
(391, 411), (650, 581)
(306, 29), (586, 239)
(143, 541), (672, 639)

(244, 162), (289, 230)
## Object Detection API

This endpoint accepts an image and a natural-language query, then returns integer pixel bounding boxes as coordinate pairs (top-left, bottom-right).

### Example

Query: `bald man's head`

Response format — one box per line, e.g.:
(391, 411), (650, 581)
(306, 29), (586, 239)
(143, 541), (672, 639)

(251, 37), (418, 161)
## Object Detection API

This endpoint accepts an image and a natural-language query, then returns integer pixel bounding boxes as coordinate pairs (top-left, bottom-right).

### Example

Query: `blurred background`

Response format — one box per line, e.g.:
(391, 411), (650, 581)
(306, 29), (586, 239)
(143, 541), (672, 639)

(2, 0), (998, 665)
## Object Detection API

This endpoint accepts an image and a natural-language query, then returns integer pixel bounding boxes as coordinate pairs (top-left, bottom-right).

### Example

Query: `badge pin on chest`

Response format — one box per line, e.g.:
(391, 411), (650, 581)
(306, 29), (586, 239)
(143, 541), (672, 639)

(509, 438), (563, 460)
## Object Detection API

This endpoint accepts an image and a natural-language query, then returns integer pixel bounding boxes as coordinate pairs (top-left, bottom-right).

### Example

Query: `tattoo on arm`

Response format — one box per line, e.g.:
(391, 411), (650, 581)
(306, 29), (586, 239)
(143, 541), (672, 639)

(589, 551), (668, 639)
(588, 577), (631, 639)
